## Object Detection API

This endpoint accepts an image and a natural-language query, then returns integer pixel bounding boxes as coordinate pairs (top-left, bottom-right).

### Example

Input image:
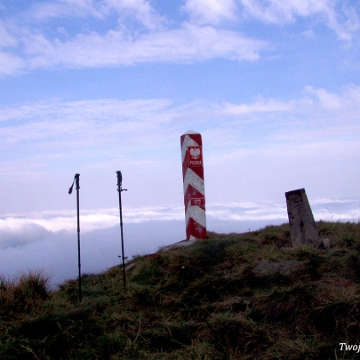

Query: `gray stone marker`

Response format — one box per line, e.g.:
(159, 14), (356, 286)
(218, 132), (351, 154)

(285, 188), (320, 247)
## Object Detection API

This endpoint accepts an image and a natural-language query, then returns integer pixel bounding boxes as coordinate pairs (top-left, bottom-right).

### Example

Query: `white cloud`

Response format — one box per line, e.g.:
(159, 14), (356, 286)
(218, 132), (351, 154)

(0, 206), (185, 249)
(31, 0), (105, 19)
(2, 84), (360, 157)
(1, 198), (358, 249)
(223, 97), (296, 115)
(23, 23), (265, 69)
(1, 206), (184, 234)
(302, 29), (315, 38)
(104, 0), (165, 30)
(207, 201), (288, 221)
(238, 0), (360, 41)
(0, 1), (267, 74)
(0, 218), (50, 249)
(0, 22), (17, 48)
(0, 98), (176, 150)
(221, 84), (360, 128)
(0, 21), (24, 75)
(0, 51), (24, 75)
(304, 86), (344, 110)
(183, 0), (238, 25)
(0, 0), (356, 74)
(304, 84), (360, 112)
(31, 0), (163, 29)
(239, 0), (332, 23)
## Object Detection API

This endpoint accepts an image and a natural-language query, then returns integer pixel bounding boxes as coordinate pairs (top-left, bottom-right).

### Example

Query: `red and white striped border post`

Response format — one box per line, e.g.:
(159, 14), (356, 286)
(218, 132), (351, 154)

(180, 130), (207, 240)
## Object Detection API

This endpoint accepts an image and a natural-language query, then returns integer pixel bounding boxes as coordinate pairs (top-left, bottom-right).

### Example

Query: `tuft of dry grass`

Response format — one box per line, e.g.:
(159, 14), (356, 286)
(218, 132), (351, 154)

(0, 270), (50, 315)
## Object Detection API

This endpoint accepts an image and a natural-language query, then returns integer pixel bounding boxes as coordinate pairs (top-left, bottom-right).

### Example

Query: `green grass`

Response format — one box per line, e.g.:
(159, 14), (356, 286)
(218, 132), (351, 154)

(1, 221), (360, 359)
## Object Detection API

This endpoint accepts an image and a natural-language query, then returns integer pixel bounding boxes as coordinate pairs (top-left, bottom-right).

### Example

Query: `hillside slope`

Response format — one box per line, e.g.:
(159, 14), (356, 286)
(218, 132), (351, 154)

(1, 221), (360, 359)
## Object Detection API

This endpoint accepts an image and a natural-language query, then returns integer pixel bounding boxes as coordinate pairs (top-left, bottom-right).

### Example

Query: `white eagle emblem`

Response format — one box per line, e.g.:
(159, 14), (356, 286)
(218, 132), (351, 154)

(190, 147), (201, 159)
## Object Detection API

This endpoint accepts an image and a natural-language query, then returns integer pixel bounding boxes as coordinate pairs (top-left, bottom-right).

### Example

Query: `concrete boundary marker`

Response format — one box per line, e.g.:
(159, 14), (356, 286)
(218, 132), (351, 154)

(285, 188), (321, 247)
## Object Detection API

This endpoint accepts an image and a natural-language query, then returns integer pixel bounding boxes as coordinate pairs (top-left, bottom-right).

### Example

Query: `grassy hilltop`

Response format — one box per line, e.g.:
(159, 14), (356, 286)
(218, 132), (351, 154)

(1, 221), (360, 359)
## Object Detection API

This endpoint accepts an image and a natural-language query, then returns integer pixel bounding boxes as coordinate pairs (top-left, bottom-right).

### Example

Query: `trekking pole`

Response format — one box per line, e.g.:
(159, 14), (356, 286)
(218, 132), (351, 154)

(68, 173), (82, 303)
(116, 171), (127, 289)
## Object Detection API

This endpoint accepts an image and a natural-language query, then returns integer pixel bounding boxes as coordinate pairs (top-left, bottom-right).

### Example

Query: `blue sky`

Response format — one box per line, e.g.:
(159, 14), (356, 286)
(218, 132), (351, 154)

(1, 0), (360, 285)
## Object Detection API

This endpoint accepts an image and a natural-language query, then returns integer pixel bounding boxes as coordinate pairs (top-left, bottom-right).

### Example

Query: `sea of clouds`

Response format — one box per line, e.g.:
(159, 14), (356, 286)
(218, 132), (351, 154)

(0, 199), (359, 288)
